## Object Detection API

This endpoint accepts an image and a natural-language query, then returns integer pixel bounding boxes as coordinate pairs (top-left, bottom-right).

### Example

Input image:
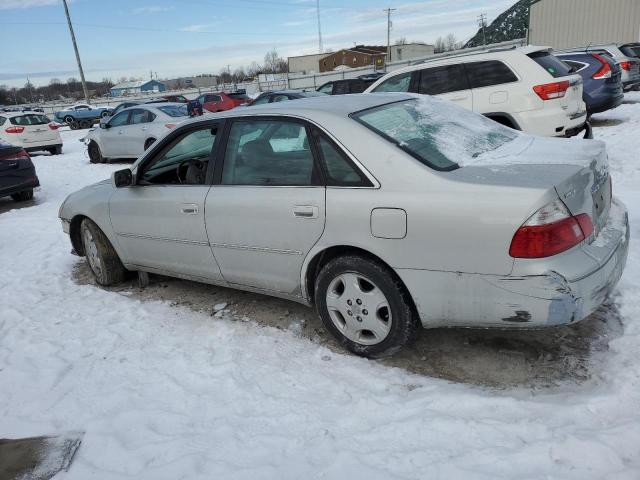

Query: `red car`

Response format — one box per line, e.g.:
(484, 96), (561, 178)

(196, 92), (252, 112)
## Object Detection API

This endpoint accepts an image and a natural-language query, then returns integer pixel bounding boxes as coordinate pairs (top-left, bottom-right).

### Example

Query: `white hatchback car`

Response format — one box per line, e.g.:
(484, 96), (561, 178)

(366, 46), (590, 138)
(85, 103), (190, 163)
(0, 111), (63, 154)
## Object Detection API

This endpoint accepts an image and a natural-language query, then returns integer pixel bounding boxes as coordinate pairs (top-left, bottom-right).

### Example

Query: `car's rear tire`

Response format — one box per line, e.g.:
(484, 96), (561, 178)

(144, 138), (156, 150)
(88, 141), (104, 164)
(79, 120), (91, 129)
(80, 218), (126, 286)
(314, 254), (419, 358)
(100, 111), (110, 118)
(11, 189), (34, 202)
(64, 115), (75, 124)
(49, 146), (62, 155)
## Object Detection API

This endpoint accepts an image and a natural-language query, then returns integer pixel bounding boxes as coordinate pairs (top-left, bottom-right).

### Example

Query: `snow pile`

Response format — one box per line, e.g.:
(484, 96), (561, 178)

(1, 94), (640, 479)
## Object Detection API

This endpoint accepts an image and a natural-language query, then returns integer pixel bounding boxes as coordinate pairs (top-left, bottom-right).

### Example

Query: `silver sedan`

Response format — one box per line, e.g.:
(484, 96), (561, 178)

(59, 93), (629, 357)
(84, 103), (189, 163)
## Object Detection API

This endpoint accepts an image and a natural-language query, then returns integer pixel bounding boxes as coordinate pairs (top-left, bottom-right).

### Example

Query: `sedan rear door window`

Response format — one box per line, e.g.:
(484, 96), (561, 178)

(372, 71), (412, 92)
(222, 120), (317, 186)
(314, 132), (372, 187)
(130, 109), (156, 124)
(464, 61), (518, 88)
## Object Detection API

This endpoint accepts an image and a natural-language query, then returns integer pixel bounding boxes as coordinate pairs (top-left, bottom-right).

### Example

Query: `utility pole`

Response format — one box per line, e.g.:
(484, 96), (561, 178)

(384, 8), (397, 63)
(316, 0), (323, 54)
(62, 0), (89, 103)
(478, 13), (487, 45)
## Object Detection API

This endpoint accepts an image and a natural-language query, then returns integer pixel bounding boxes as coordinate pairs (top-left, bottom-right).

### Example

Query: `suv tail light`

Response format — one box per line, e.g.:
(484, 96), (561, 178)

(509, 199), (594, 258)
(532, 80), (570, 100)
(48, 123), (60, 130)
(620, 61), (633, 71)
(5, 126), (25, 134)
(592, 53), (612, 79)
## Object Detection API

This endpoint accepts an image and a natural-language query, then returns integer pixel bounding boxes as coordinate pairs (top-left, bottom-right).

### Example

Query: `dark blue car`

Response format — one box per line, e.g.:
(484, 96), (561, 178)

(556, 52), (624, 115)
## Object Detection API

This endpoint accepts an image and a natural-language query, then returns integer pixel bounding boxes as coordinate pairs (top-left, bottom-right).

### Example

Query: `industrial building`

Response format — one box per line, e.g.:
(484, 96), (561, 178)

(288, 43), (435, 74)
(109, 80), (167, 97)
(529, 0), (640, 49)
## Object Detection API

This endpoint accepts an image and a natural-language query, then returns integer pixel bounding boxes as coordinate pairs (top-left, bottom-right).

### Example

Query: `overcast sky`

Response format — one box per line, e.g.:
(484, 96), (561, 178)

(0, 0), (514, 87)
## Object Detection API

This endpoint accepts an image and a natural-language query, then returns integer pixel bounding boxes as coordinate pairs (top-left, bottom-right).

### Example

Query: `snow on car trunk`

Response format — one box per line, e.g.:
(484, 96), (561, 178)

(1, 91), (640, 479)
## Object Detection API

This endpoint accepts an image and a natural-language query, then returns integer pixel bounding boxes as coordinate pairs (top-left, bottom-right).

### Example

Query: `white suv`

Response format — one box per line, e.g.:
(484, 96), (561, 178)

(365, 46), (590, 138)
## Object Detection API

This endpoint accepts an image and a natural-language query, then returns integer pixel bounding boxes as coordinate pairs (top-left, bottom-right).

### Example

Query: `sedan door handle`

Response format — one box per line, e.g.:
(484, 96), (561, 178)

(181, 204), (199, 215)
(293, 205), (318, 218)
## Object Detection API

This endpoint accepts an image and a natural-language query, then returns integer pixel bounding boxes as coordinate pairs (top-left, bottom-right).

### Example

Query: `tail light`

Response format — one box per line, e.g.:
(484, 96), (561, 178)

(48, 123), (60, 130)
(5, 126), (25, 134)
(533, 80), (570, 100)
(165, 123), (176, 129)
(620, 61), (633, 71)
(592, 53), (612, 79)
(1, 149), (29, 161)
(509, 199), (594, 258)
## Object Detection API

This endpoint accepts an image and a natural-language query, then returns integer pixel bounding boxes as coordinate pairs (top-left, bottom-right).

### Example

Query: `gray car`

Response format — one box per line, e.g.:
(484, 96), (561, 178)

(59, 93), (629, 357)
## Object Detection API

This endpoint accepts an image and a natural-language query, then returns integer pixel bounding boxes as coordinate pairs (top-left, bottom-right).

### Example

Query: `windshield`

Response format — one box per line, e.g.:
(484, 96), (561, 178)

(157, 104), (188, 117)
(351, 97), (519, 171)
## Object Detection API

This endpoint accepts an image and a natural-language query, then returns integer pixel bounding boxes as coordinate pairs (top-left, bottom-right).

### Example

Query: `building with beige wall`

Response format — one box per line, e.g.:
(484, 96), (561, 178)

(529, 0), (640, 49)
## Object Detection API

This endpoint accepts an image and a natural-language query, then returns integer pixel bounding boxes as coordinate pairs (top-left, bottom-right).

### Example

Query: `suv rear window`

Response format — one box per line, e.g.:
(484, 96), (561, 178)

(352, 98), (518, 171)
(620, 45), (640, 57)
(465, 61), (518, 88)
(528, 51), (573, 78)
(10, 114), (50, 126)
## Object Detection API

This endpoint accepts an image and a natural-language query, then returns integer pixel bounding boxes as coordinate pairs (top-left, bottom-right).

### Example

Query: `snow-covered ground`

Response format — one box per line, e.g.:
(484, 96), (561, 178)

(1, 95), (640, 479)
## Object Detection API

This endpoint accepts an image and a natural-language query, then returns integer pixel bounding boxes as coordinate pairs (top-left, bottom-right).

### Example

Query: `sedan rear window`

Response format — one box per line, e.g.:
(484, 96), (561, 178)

(157, 105), (188, 117)
(352, 97), (519, 171)
(528, 51), (573, 78)
(10, 114), (51, 125)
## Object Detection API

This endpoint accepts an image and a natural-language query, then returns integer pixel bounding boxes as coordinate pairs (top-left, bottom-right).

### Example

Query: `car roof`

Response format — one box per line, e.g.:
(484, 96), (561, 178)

(183, 93), (412, 125)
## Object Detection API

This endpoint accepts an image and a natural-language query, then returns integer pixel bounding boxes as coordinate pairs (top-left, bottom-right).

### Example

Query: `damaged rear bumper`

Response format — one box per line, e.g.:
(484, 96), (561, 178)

(396, 200), (629, 328)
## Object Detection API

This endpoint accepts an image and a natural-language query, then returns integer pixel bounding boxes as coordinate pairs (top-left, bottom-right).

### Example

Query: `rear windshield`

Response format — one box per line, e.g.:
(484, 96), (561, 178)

(157, 105), (188, 117)
(10, 114), (51, 126)
(229, 93), (250, 100)
(620, 45), (640, 57)
(352, 97), (518, 171)
(528, 51), (573, 78)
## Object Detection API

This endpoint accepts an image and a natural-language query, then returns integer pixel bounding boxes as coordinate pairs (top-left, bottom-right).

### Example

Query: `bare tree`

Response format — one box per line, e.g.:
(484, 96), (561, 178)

(395, 37), (408, 45)
(445, 33), (458, 51)
(263, 49), (287, 73)
(247, 61), (261, 77)
(434, 36), (446, 53)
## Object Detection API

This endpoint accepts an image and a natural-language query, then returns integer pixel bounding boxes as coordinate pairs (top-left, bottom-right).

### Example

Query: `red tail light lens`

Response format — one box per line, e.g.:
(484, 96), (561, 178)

(592, 53), (612, 79)
(533, 80), (570, 100)
(5, 126), (25, 134)
(1, 149), (29, 161)
(48, 123), (60, 130)
(509, 199), (594, 258)
(620, 61), (633, 71)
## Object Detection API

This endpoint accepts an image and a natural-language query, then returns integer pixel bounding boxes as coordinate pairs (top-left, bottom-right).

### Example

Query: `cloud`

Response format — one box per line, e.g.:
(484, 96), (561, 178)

(133, 5), (174, 14)
(0, 0), (61, 9)
(180, 24), (217, 33)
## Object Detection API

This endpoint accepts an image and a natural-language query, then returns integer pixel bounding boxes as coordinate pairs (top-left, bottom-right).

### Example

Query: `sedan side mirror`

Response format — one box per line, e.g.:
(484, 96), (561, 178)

(112, 169), (133, 188)
(100, 122), (110, 129)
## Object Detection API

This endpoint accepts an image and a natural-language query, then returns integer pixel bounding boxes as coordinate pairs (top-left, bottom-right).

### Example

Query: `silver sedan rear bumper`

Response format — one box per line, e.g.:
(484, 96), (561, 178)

(397, 200), (629, 328)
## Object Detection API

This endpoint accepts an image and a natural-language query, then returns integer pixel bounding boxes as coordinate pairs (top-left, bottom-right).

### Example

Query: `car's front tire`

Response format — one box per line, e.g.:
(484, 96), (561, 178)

(315, 254), (419, 358)
(80, 218), (126, 286)
(88, 141), (104, 164)
(100, 111), (110, 118)
(11, 189), (33, 202)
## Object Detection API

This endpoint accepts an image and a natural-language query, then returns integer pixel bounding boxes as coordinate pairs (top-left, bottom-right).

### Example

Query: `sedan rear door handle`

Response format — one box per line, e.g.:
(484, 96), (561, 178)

(181, 204), (199, 215)
(293, 205), (318, 218)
